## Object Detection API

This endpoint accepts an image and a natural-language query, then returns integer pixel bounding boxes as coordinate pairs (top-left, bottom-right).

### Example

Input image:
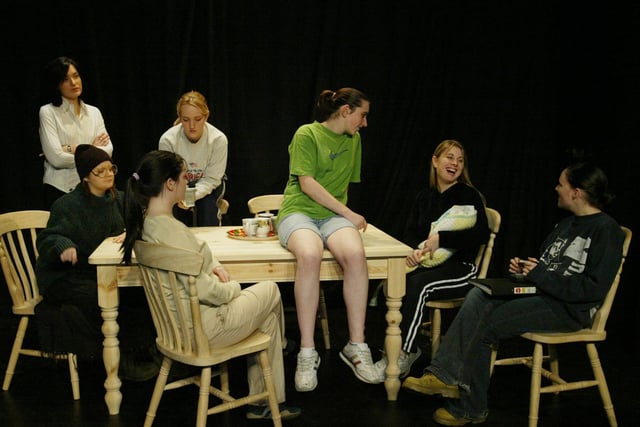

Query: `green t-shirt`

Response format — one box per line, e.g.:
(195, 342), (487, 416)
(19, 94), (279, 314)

(279, 121), (362, 220)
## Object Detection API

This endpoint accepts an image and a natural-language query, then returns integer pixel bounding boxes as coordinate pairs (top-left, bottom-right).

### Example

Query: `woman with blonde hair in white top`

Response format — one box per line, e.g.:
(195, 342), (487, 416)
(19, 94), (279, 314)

(158, 90), (228, 226)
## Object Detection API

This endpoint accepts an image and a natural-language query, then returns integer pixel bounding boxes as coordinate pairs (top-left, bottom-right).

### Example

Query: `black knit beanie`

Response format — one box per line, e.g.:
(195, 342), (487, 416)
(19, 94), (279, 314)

(75, 145), (111, 180)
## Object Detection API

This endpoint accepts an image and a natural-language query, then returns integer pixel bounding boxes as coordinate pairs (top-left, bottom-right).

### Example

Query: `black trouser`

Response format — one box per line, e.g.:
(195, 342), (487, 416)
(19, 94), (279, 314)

(38, 279), (155, 359)
(401, 262), (477, 353)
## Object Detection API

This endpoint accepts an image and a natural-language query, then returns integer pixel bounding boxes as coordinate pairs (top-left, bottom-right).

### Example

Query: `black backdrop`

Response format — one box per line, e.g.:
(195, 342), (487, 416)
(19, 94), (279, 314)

(1, 1), (638, 350)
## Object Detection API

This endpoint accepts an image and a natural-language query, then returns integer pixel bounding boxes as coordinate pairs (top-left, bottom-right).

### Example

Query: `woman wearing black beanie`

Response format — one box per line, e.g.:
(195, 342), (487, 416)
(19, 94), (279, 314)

(35, 145), (159, 381)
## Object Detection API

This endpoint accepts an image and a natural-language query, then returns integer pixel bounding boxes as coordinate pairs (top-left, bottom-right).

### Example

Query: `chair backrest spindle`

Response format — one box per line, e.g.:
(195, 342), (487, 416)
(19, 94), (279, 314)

(135, 241), (209, 360)
(589, 226), (632, 333)
(474, 207), (501, 279)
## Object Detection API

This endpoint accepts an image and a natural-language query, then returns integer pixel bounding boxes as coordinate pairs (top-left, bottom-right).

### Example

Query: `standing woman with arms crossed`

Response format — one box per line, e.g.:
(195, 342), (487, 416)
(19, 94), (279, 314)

(276, 87), (380, 392)
(39, 56), (113, 208)
(159, 90), (228, 226)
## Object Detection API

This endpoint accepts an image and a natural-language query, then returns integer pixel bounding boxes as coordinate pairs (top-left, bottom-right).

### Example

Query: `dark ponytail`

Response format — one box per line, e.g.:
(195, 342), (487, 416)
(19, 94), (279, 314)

(121, 150), (185, 264)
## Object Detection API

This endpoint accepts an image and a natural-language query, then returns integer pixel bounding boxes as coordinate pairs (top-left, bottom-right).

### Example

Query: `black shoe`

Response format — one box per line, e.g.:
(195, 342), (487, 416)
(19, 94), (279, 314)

(119, 353), (160, 382)
(246, 403), (302, 420)
(283, 338), (298, 357)
(167, 362), (201, 382)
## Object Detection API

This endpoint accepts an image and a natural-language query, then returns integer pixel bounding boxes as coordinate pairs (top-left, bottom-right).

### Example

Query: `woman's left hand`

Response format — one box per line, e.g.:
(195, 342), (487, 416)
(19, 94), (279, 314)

(213, 266), (230, 282)
(112, 232), (126, 244)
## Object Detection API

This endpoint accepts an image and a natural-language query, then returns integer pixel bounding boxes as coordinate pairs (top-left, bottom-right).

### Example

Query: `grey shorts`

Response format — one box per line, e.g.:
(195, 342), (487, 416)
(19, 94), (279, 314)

(276, 213), (356, 247)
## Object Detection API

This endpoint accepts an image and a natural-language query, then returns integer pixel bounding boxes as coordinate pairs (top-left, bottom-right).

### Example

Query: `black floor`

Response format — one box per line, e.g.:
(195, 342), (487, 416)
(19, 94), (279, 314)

(1, 282), (638, 427)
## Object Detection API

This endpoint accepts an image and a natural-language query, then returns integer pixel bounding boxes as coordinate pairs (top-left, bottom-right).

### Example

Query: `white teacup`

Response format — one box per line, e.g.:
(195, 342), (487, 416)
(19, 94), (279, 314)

(242, 218), (259, 236)
(184, 187), (196, 208)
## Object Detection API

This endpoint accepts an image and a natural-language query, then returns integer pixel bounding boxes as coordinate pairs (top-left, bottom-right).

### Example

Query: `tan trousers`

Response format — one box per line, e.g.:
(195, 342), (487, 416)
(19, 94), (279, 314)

(201, 280), (286, 402)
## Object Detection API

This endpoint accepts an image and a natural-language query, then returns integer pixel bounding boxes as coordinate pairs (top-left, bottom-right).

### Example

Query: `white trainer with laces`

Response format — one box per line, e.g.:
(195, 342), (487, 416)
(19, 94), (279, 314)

(373, 347), (422, 382)
(340, 342), (383, 384)
(295, 349), (321, 392)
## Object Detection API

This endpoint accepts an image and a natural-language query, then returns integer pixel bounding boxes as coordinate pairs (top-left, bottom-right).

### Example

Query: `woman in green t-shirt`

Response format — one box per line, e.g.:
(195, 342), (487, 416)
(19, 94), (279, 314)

(277, 87), (382, 392)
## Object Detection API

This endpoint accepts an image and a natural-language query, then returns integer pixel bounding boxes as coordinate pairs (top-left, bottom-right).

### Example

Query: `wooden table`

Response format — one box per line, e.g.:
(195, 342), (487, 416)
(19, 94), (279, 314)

(89, 224), (412, 415)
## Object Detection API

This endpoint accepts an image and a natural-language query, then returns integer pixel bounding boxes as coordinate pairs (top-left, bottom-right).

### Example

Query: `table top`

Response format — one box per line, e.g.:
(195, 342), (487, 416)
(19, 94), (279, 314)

(89, 224), (412, 266)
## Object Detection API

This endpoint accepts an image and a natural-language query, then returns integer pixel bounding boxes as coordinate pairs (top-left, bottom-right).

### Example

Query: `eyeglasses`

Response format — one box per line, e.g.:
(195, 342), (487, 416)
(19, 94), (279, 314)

(91, 164), (118, 178)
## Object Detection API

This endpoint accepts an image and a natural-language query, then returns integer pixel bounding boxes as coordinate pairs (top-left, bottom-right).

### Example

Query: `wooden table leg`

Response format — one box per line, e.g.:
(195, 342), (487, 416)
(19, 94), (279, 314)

(97, 265), (122, 415)
(383, 258), (406, 401)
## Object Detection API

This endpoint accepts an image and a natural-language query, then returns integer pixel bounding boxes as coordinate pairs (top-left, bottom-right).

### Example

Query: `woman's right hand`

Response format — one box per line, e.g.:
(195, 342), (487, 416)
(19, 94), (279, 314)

(509, 257), (538, 274)
(345, 211), (367, 231)
(406, 248), (425, 267)
(508, 257), (522, 273)
(213, 266), (230, 282)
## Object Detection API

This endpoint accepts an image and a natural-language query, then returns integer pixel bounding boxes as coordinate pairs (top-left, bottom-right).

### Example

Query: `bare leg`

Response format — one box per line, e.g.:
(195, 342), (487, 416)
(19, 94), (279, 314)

(327, 228), (368, 343)
(287, 229), (324, 349)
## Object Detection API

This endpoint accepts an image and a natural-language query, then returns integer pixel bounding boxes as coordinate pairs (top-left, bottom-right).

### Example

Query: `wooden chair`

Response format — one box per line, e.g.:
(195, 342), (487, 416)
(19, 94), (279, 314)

(247, 194), (283, 216)
(214, 177), (229, 226)
(216, 198), (229, 226)
(191, 177), (229, 226)
(0, 210), (80, 400)
(134, 240), (282, 427)
(426, 207), (501, 358)
(247, 194), (332, 350)
(192, 197), (228, 226)
(489, 226), (631, 427)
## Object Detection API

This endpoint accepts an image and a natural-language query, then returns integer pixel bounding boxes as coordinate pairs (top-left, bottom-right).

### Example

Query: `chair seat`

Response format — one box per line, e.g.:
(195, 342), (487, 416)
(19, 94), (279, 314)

(522, 329), (607, 344)
(12, 298), (40, 315)
(425, 298), (464, 309)
(158, 330), (271, 367)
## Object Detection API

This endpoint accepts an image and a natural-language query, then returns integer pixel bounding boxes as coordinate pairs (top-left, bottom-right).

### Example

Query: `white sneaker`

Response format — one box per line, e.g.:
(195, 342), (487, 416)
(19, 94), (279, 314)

(373, 347), (422, 381)
(339, 342), (383, 384)
(295, 349), (320, 392)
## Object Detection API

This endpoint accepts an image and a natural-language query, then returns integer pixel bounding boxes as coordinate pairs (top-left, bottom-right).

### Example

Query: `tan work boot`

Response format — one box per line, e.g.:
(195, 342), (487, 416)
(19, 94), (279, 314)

(432, 407), (487, 426)
(402, 372), (460, 398)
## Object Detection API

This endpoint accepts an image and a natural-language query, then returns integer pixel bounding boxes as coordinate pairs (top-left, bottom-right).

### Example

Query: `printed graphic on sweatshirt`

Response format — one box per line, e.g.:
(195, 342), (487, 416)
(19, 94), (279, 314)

(186, 162), (204, 184)
(540, 235), (590, 276)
